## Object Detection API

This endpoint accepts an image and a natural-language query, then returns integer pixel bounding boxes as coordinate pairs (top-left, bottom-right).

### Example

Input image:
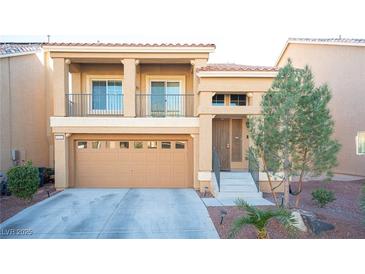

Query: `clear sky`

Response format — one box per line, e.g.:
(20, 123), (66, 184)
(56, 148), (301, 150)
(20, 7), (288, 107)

(1, 0), (364, 66)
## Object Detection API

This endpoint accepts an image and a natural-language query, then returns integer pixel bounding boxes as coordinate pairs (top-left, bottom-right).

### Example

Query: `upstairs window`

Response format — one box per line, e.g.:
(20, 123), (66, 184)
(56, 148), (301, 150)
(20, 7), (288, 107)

(92, 80), (122, 111)
(230, 94), (247, 106)
(356, 132), (365, 155)
(212, 94), (225, 106)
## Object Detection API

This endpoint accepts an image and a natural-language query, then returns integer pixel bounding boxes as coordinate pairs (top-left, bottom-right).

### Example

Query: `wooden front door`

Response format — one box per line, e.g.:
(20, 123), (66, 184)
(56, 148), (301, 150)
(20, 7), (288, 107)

(213, 119), (230, 170)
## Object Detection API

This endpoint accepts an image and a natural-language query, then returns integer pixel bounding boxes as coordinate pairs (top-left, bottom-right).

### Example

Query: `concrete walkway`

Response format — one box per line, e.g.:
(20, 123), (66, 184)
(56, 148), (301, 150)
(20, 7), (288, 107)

(202, 197), (274, 207)
(0, 189), (219, 239)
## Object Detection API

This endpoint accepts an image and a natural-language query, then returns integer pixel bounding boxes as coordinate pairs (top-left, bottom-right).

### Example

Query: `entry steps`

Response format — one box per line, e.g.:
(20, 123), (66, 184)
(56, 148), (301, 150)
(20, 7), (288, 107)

(210, 171), (273, 206)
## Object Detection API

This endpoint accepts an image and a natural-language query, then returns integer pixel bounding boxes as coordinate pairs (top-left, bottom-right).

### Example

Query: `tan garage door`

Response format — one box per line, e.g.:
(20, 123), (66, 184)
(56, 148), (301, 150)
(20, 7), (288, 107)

(74, 139), (191, 188)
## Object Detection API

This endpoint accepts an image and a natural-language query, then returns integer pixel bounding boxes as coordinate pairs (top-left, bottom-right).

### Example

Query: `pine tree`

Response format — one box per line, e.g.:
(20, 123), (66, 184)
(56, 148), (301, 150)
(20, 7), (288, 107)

(249, 60), (340, 208)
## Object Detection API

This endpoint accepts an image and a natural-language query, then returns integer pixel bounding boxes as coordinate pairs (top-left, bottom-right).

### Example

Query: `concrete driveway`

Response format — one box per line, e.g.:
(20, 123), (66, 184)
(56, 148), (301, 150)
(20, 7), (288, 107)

(0, 189), (219, 239)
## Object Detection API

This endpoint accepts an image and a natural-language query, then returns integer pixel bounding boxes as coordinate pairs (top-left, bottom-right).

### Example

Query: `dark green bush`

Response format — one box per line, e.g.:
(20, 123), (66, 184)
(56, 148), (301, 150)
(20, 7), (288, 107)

(7, 161), (39, 201)
(311, 188), (336, 208)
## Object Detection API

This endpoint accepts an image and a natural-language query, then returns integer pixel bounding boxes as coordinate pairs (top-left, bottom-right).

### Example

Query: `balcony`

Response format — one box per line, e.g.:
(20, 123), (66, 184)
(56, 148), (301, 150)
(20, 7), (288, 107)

(136, 94), (194, 117)
(66, 93), (124, 116)
(66, 93), (194, 117)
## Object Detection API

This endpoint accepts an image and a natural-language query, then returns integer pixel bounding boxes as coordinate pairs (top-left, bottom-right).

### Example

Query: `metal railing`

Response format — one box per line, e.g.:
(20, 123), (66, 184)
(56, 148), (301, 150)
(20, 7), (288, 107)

(136, 93), (194, 117)
(212, 149), (221, 192)
(66, 93), (124, 116)
(248, 149), (260, 190)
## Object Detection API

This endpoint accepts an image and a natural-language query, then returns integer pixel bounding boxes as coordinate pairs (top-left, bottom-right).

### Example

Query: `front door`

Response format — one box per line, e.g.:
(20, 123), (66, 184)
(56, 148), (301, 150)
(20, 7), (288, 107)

(213, 119), (230, 170)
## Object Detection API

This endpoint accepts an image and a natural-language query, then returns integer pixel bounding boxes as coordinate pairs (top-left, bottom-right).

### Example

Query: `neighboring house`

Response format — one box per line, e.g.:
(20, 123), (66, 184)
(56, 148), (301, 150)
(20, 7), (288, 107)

(0, 43), (50, 172)
(277, 38), (365, 176)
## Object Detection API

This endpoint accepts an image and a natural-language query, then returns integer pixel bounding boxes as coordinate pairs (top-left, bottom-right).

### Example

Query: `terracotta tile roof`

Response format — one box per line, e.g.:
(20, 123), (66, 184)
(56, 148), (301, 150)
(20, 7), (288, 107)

(288, 37), (365, 45)
(43, 42), (216, 48)
(198, 63), (278, 72)
(0, 43), (41, 56)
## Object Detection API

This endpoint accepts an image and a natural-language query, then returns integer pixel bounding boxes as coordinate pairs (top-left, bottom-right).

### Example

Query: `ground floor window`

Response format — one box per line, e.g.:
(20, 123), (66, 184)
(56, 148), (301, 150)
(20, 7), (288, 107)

(356, 132), (365, 155)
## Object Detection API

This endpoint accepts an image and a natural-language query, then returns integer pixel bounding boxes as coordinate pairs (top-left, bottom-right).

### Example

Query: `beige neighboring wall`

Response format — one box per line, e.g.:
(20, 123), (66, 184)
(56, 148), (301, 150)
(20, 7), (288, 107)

(0, 52), (49, 172)
(278, 43), (365, 176)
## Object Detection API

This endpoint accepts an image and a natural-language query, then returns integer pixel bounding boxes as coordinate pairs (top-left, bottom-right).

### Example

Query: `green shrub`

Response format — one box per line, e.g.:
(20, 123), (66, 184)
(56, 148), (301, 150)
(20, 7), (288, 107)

(7, 161), (39, 201)
(311, 188), (336, 208)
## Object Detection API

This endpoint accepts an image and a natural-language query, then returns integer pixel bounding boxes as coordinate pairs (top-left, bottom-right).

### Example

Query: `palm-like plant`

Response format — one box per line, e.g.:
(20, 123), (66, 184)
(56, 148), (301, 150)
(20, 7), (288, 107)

(229, 199), (297, 239)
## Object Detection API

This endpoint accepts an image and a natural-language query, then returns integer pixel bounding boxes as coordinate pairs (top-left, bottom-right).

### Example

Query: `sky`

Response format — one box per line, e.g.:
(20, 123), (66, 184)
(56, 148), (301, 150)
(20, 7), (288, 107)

(1, 0), (365, 66)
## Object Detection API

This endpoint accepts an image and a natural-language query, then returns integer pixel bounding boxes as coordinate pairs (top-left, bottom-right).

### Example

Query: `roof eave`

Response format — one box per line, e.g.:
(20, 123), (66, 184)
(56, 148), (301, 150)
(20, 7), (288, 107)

(197, 71), (278, 78)
(42, 45), (216, 53)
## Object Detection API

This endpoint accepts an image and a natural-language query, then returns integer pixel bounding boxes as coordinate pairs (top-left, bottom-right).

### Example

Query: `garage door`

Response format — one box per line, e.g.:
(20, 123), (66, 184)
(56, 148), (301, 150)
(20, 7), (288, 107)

(74, 139), (191, 188)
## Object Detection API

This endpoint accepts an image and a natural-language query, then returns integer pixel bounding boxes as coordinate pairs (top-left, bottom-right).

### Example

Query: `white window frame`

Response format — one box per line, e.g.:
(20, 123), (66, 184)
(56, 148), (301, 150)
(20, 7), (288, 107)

(86, 75), (123, 115)
(145, 75), (186, 117)
(356, 131), (365, 156)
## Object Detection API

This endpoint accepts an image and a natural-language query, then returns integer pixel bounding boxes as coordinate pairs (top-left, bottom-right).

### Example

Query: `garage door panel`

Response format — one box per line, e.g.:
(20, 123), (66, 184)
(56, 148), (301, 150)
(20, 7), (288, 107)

(75, 138), (191, 188)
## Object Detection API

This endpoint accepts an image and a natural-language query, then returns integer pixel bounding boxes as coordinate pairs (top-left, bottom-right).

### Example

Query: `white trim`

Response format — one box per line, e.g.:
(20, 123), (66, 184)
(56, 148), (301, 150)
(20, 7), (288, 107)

(42, 46), (215, 53)
(197, 71), (277, 78)
(198, 172), (212, 181)
(356, 132), (365, 156)
(50, 117), (199, 128)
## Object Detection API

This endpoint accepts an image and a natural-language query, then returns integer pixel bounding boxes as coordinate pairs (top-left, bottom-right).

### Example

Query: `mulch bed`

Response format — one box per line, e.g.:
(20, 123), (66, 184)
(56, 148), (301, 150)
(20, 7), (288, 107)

(0, 183), (61, 223)
(208, 179), (365, 239)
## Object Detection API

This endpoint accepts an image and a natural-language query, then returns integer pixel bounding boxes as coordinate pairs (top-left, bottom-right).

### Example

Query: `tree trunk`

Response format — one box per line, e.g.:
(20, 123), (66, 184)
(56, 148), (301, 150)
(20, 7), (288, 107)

(262, 152), (279, 206)
(295, 177), (304, 208)
(295, 149), (307, 208)
(257, 228), (268, 239)
(266, 170), (279, 206)
(283, 167), (290, 208)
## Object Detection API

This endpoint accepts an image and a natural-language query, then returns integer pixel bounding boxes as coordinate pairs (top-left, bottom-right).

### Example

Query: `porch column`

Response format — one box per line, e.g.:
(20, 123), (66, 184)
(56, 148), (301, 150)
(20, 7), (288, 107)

(198, 114), (214, 191)
(122, 59), (138, 117)
(192, 59), (207, 116)
(53, 58), (69, 116)
(54, 133), (69, 189)
(69, 63), (81, 93)
(191, 134), (200, 189)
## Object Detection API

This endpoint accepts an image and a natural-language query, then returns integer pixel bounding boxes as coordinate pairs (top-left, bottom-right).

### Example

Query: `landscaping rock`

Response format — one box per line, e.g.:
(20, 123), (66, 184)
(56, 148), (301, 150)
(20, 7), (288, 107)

(300, 210), (335, 235)
(291, 211), (308, 232)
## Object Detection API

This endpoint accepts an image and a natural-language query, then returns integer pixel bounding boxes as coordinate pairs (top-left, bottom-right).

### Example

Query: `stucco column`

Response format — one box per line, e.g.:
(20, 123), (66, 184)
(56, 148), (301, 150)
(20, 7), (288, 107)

(198, 114), (214, 191)
(191, 134), (200, 189)
(52, 58), (69, 116)
(54, 133), (69, 189)
(192, 59), (207, 116)
(70, 64), (81, 93)
(122, 59), (137, 117)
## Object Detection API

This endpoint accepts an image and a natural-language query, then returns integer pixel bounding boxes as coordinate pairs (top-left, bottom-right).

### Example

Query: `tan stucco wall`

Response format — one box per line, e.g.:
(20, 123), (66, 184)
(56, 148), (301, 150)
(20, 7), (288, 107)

(278, 43), (365, 176)
(0, 53), (49, 172)
(198, 77), (273, 92)
(75, 63), (193, 93)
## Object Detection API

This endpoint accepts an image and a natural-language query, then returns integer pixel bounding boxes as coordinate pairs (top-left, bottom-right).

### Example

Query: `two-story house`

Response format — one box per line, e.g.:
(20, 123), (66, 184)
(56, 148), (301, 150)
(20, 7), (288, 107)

(1, 42), (277, 199)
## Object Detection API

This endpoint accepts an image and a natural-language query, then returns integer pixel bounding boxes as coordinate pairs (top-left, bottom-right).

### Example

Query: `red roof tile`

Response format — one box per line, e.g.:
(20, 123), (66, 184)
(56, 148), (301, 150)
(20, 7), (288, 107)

(198, 63), (278, 72)
(43, 42), (216, 48)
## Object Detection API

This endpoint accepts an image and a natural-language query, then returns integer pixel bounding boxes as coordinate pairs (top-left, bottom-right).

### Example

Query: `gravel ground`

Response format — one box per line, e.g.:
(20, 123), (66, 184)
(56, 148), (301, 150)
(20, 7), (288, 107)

(208, 179), (365, 239)
(0, 183), (60, 223)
